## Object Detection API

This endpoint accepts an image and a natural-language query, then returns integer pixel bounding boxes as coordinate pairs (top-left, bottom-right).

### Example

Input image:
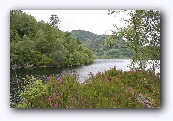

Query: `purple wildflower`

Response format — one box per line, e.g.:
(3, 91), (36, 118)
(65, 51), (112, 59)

(66, 105), (69, 108)
(47, 76), (51, 80)
(54, 102), (58, 108)
(47, 97), (52, 101)
(57, 77), (62, 83)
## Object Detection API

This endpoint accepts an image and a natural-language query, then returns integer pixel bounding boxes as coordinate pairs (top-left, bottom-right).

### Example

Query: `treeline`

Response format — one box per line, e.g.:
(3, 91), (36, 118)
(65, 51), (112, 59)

(71, 30), (133, 59)
(10, 10), (94, 68)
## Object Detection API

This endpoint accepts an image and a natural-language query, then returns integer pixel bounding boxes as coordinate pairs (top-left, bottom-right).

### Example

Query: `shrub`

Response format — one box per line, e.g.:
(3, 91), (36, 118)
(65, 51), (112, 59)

(15, 67), (160, 108)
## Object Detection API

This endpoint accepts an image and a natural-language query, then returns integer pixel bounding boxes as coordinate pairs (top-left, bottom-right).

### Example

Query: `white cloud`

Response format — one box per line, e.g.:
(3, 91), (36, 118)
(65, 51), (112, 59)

(23, 10), (127, 35)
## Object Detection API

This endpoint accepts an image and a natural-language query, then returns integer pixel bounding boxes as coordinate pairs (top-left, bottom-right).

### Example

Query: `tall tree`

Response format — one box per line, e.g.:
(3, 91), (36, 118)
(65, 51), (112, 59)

(49, 14), (61, 28)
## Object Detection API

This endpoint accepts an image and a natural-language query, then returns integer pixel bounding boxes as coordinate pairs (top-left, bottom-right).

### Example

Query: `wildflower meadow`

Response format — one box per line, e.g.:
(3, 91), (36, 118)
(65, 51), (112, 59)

(15, 67), (160, 108)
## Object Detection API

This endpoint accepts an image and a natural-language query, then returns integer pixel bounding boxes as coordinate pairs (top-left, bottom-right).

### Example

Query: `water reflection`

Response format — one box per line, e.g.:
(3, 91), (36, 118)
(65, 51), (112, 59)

(75, 59), (131, 83)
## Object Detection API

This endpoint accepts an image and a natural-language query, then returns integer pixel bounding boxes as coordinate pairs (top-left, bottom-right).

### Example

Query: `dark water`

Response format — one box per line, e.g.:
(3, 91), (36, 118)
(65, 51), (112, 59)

(10, 59), (131, 107)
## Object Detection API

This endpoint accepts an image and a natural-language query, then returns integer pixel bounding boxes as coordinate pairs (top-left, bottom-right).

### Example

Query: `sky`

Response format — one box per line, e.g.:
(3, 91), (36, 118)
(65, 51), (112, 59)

(23, 10), (127, 35)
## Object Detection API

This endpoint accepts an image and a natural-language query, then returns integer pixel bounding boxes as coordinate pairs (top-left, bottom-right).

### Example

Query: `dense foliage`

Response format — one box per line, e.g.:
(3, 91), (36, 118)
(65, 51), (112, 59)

(10, 10), (94, 68)
(15, 67), (160, 108)
(71, 30), (133, 59)
(108, 10), (160, 69)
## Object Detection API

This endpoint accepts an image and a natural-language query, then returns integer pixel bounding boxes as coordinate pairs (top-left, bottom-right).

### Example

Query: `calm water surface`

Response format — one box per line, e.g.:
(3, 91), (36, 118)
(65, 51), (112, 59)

(76, 59), (131, 82)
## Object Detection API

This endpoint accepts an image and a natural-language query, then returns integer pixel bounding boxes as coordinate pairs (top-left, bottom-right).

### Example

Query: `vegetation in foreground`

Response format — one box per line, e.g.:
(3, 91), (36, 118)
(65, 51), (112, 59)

(15, 67), (160, 108)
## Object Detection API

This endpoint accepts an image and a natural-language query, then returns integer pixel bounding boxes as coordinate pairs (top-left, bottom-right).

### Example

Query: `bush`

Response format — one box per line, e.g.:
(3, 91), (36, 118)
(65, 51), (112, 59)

(15, 67), (160, 108)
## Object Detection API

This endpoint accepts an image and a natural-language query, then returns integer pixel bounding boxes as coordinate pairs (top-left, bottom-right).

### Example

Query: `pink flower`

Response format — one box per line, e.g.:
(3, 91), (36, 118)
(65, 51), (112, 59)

(66, 105), (69, 108)
(47, 97), (52, 101)
(68, 95), (70, 98)
(57, 77), (62, 83)
(47, 76), (51, 80)
(54, 102), (58, 107)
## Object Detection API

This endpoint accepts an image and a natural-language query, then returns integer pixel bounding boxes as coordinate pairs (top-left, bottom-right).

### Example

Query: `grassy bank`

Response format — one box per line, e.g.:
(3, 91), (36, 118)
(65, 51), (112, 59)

(15, 67), (160, 108)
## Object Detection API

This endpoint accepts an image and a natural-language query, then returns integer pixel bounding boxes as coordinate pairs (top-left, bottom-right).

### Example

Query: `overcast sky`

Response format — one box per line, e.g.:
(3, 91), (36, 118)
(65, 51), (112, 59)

(23, 10), (127, 35)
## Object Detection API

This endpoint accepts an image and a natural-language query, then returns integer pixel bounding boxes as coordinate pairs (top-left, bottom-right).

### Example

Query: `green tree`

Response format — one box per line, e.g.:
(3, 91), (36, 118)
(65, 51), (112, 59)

(35, 30), (50, 54)
(49, 14), (61, 28)
(10, 10), (94, 68)
(50, 39), (68, 66)
(10, 10), (38, 39)
(108, 10), (160, 70)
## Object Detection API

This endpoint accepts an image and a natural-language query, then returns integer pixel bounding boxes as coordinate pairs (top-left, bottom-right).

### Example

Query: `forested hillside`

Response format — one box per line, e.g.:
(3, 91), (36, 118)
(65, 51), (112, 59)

(10, 10), (94, 68)
(71, 30), (133, 59)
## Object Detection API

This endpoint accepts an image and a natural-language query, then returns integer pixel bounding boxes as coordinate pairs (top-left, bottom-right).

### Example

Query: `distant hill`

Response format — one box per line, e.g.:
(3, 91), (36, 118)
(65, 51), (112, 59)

(71, 30), (107, 46)
(71, 30), (133, 59)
